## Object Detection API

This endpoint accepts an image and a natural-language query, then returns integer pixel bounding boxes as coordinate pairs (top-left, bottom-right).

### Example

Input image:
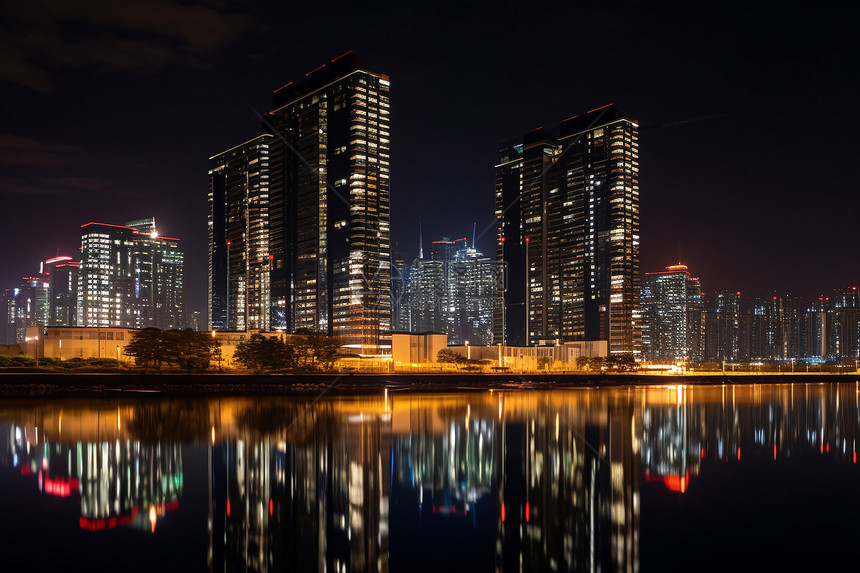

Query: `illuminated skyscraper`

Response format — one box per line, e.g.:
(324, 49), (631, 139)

(641, 264), (703, 363)
(703, 291), (740, 363)
(209, 134), (273, 331)
(406, 236), (502, 345)
(267, 52), (391, 351)
(44, 256), (79, 326)
(211, 53), (391, 351)
(79, 219), (185, 329)
(0, 277), (49, 344)
(496, 105), (641, 354)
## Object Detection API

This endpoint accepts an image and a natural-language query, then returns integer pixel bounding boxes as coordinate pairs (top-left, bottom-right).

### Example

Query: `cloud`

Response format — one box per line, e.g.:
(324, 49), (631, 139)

(0, 174), (134, 198)
(0, 0), (255, 92)
(0, 134), (83, 167)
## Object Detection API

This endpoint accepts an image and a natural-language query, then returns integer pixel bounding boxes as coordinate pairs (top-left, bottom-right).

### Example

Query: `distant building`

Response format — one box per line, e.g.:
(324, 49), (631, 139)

(0, 277), (49, 344)
(44, 255), (79, 326)
(496, 105), (641, 354)
(405, 237), (502, 345)
(390, 253), (411, 333)
(641, 264), (703, 363)
(78, 218), (185, 330)
(703, 291), (740, 363)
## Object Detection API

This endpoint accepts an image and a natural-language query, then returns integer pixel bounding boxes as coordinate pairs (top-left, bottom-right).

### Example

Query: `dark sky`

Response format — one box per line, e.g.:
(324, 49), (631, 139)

(1, 0), (858, 316)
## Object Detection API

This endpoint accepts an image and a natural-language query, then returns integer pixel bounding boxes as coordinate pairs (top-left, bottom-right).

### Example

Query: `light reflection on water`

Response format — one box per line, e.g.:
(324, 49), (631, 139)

(1, 382), (860, 571)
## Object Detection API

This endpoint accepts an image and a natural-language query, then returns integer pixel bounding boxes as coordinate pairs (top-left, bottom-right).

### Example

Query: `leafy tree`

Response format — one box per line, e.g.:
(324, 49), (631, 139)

(234, 334), (294, 371)
(124, 328), (166, 368)
(124, 328), (216, 370)
(292, 329), (340, 371)
(170, 329), (217, 370)
(576, 356), (590, 370)
(436, 348), (467, 368)
(587, 357), (605, 371)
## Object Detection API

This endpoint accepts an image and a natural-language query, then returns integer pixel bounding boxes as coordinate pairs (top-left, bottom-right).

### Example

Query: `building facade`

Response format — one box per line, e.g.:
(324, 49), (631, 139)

(209, 134), (273, 332)
(641, 264), (703, 363)
(404, 237), (502, 345)
(211, 52), (391, 352)
(78, 219), (185, 330)
(496, 105), (641, 355)
(703, 291), (740, 363)
(44, 256), (79, 327)
(0, 277), (49, 345)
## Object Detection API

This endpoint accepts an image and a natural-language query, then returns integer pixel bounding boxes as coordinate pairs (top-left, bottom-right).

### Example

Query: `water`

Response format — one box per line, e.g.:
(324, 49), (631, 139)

(1, 382), (859, 571)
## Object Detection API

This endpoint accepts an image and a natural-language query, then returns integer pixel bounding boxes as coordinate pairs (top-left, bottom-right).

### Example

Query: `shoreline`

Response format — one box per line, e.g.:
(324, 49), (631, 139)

(0, 371), (858, 398)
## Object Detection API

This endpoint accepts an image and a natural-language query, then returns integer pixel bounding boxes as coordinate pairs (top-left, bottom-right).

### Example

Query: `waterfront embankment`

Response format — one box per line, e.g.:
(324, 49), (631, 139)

(0, 371), (858, 397)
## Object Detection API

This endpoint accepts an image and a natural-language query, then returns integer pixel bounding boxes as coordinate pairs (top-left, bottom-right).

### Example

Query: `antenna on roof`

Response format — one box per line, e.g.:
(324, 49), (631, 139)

(418, 220), (424, 260)
(472, 222), (476, 249)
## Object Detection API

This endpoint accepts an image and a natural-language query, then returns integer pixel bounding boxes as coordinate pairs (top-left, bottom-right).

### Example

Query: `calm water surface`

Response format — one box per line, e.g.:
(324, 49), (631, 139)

(2, 382), (860, 572)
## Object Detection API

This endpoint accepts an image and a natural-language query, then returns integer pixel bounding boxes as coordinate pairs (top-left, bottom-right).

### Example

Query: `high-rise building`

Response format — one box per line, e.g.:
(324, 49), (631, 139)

(0, 277), (49, 345)
(78, 219), (185, 329)
(212, 52), (391, 352)
(44, 256), (79, 327)
(641, 264), (703, 363)
(703, 291), (740, 363)
(496, 105), (641, 354)
(404, 237), (502, 345)
(208, 134), (273, 331)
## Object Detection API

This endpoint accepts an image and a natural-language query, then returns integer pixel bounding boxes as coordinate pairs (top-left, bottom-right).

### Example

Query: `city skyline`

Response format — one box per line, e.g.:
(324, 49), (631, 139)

(1, 2), (857, 317)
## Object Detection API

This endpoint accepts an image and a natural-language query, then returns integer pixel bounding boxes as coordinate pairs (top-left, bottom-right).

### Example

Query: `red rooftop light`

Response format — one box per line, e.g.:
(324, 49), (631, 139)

(331, 50), (354, 63)
(587, 103), (613, 114)
(81, 222), (133, 230)
(273, 81), (293, 93)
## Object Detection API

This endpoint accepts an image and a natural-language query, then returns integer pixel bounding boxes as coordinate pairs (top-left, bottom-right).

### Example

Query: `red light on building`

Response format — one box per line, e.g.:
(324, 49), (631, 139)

(737, 447), (741, 461)
(525, 501), (530, 522)
(45, 256), (73, 265)
(331, 50), (354, 63)
(226, 499), (231, 516)
(587, 103), (613, 114)
(269, 499), (273, 516)
(773, 445), (777, 460)
(273, 81), (293, 93)
(500, 503), (505, 523)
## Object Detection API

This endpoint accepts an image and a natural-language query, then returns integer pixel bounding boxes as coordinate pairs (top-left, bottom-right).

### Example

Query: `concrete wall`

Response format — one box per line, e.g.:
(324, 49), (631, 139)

(392, 333), (448, 364)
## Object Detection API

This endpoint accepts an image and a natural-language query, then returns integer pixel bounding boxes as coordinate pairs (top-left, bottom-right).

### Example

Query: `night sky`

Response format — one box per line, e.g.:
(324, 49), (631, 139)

(1, 0), (857, 316)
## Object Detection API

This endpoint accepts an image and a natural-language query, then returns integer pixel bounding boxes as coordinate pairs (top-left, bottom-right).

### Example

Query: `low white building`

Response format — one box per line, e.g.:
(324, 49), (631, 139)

(391, 332), (448, 365)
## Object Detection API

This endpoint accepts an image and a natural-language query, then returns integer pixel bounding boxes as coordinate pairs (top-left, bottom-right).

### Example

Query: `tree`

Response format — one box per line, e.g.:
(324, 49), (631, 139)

(437, 348), (467, 368)
(124, 328), (166, 368)
(234, 334), (295, 371)
(170, 329), (217, 370)
(292, 329), (340, 371)
(615, 353), (637, 372)
(124, 328), (216, 370)
(576, 356), (590, 371)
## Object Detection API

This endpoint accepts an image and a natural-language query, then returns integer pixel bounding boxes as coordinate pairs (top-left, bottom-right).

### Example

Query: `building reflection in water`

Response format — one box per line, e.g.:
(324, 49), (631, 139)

(0, 403), (184, 533)
(2, 382), (860, 571)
